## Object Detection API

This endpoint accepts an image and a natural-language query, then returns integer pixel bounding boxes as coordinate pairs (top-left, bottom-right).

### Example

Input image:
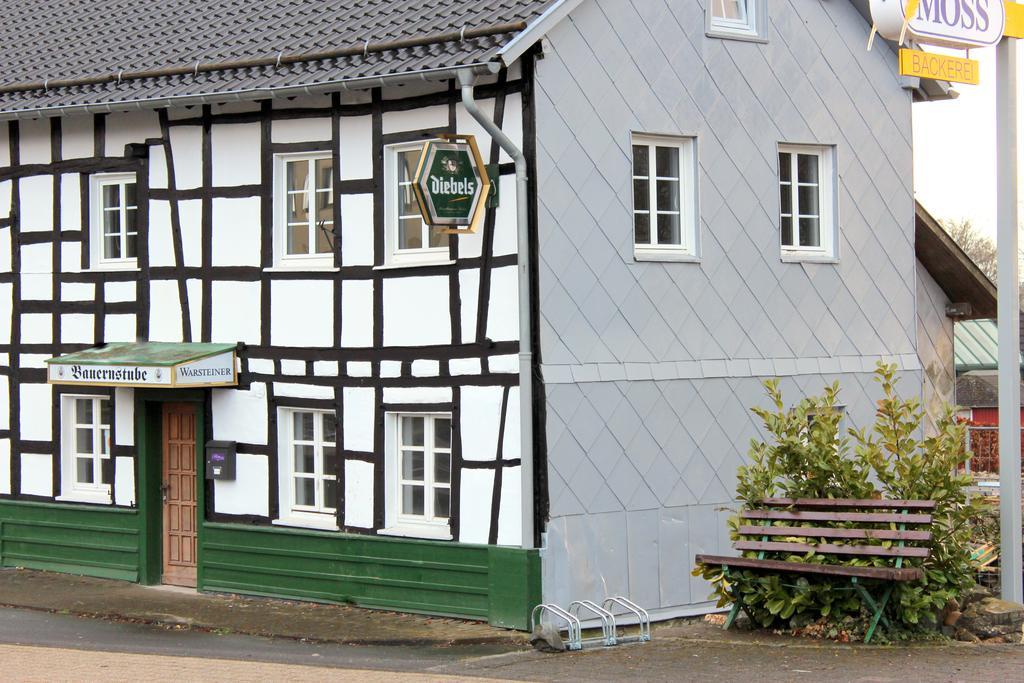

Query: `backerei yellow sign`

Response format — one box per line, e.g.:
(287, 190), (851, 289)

(899, 48), (980, 85)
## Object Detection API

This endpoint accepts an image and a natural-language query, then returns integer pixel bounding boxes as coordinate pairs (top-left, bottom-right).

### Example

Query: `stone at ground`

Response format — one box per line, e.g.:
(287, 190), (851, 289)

(959, 596), (1024, 641)
(954, 627), (982, 643)
(959, 583), (992, 611)
(528, 623), (565, 652)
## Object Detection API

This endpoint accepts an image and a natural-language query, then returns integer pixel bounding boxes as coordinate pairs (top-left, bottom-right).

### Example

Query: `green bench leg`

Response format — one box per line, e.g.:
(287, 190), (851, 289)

(852, 579), (894, 643)
(722, 565), (745, 630)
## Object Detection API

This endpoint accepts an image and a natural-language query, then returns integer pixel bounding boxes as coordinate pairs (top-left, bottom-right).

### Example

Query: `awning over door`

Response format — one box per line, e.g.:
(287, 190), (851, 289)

(46, 342), (237, 388)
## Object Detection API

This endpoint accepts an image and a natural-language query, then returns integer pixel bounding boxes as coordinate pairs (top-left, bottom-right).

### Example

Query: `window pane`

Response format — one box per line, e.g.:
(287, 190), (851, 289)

(714, 0), (746, 20)
(402, 484), (424, 516)
(125, 183), (137, 208)
(799, 217), (820, 247)
(287, 160), (309, 193)
(427, 225), (447, 249)
(781, 216), (794, 246)
(778, 152), (791, 183)
(400, 185), (420, 217)
(780, 183), (792, 216)
(633, 179), (649, 212)
(293, 444), (315, 474)
(656, 180), (680, 212)
(323, 447), (338, 477)
(125, 232), (138, 259)
(287, 192), (309, 225)
(102, 184), (120, 209)
(105, 234), (122, 260)
(433, 488), (450, 519)
(103, 209), (121, 236)
(634, 213), (651, 245)
(100, 428), (110, 456)
(632, 145), (649, 176)
(657, 213), (681, 245)
(435, 452), (451, 485)
(76, 427), (94, 454)
(323, 478), (338, 511)
(100, 399), (111, 425)
(655, 146), (679, 178)
(315, 220), (333, 255)
(77, 457), (94, 484)
(798, 185), (819, 218)
(797, 154), (819, 184)
(125, 207), (137, 234)
(399, 218), (422, 250)
(323, 412), (337, 444)
(287, 224), (309, 256)
(315, 158), (333, 191)
(399, 150), (419, 184)
(76, 398), (93, 423)
(402, 450), (424, 481)
(293, 412), (314, 441)
(434, 418), (451, 450)
(295, 478), (316, 507)
(316, 191), (333, 222)
(402, 416), (424, 447)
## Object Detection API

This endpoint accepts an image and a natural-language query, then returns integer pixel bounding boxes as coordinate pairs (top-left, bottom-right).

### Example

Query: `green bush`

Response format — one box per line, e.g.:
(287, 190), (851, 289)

(694, 363), (983, 635)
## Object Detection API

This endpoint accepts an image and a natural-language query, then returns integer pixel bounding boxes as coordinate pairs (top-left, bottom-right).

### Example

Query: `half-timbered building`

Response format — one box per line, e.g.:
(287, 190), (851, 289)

(0, 0), (969, 628)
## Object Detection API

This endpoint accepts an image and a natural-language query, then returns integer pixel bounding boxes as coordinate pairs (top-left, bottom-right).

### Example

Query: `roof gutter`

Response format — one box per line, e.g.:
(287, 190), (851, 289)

(0, 62), (501, 121)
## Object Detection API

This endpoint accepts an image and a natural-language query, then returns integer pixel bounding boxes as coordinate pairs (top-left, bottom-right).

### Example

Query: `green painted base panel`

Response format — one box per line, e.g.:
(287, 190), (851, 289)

(200, 524), (540, 629)
(0, 500), (140, 582)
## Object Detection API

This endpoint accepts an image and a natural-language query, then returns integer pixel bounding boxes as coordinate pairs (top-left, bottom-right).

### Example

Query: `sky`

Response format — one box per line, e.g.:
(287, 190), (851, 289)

(913, 48), (1002, 239)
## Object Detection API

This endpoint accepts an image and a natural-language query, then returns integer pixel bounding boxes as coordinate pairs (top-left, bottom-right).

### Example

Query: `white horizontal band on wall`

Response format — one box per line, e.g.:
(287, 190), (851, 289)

(541, 354), (923, 384)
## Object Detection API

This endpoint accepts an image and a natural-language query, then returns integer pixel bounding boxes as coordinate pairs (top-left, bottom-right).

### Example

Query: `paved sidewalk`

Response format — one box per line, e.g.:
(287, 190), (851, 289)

(0, 567), (528, 647)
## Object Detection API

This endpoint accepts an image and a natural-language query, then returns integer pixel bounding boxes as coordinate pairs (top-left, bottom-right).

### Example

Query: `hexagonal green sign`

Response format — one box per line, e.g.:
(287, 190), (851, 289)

(412, 136), (491, 232)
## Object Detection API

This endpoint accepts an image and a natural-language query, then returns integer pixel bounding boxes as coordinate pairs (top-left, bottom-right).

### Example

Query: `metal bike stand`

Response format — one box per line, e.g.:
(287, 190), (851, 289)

(601, 596), (651, 644)
(530, 603), (583, 651)
(568, 599), (617, 647)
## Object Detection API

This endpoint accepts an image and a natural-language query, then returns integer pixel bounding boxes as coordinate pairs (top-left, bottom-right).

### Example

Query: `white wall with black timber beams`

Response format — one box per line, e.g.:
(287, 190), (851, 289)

(0, 71), (529, 547)
(532, 0), (923, 616)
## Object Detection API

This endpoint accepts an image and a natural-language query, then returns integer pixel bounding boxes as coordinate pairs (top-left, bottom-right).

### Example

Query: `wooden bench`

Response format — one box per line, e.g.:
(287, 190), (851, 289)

(695, 498), (936, 642)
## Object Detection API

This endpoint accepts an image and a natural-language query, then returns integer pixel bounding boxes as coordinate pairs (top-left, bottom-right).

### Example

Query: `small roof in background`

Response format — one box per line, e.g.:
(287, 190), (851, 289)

(955, 320), (1024, 373)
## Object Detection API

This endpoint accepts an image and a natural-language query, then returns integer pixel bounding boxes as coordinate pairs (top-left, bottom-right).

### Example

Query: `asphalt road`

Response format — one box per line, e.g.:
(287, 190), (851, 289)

(1, 606), (1023, 682)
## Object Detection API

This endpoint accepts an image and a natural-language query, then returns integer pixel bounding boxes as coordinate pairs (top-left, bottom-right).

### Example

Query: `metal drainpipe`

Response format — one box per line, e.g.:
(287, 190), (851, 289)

(457, 68), (534, 550)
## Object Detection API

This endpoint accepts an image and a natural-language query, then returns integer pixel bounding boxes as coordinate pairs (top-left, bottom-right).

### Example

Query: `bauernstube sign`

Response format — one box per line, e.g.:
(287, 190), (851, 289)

(412, 134), (491, 234)
(870, 0), (1006, 48)
(48, 350), (236, 388)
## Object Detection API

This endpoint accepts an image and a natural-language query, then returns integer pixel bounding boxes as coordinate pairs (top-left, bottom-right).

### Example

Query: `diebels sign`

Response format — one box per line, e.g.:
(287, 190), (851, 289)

(870, 0), (1006, 48)
(413, 134), (491, 234)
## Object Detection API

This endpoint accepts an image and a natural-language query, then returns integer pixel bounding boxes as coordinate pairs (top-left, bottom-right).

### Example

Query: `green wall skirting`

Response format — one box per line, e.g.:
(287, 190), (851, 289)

(0, 499), (541, 630)
(201, 523), (541, 629)
(0, 500), (140, 582)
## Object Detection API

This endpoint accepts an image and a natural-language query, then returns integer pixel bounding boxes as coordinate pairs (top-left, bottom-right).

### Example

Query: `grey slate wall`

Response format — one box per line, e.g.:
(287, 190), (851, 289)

(916, 260), (955, 435)
(533, 0), (921, 615)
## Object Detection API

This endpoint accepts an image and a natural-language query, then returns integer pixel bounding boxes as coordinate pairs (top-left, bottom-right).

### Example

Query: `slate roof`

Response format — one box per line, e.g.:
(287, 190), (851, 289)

(0, 0), (558, 117)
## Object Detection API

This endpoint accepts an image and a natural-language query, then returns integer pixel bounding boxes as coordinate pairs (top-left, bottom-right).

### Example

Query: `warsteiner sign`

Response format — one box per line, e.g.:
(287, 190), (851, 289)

(870, 0), (1006, 48)
(412, 134), (491, 234)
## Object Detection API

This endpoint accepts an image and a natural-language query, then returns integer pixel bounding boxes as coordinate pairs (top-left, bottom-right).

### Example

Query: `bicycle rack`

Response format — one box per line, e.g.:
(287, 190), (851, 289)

(568, 600), (617, 646)
(602, 596), (651, 644)
(531, 603), (583, 651)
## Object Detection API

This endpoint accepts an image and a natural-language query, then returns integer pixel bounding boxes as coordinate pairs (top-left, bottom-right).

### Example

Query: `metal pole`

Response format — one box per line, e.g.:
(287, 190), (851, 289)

(457, 69), (535, 549)
(996, 35), (1023, 603)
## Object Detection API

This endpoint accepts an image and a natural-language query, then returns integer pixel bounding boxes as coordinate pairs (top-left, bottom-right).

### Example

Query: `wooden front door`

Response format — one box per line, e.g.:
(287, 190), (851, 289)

(162, 403), (198, 587)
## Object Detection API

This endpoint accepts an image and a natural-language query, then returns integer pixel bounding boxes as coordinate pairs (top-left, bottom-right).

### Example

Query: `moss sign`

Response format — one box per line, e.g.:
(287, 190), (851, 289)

(412, 134), (491, 233)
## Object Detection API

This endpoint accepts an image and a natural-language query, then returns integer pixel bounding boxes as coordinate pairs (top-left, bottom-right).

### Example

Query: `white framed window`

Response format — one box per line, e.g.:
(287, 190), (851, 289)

(631, 134), (699, 261)
(90, 173), (138, 270)
(57, 395), (112, 504)
(778, 144), (837, 261)
(274, 408), (339, 530)
(273, 152), (335, 268)
(381, 413), (452, 540)
(383, 142), (450, 267)
(706, 0), (767, 41)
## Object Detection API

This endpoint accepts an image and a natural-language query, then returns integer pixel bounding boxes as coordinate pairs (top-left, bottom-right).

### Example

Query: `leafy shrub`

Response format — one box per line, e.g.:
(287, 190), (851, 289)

(694, 363), (983, 635)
